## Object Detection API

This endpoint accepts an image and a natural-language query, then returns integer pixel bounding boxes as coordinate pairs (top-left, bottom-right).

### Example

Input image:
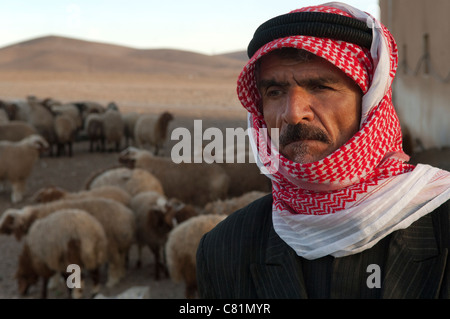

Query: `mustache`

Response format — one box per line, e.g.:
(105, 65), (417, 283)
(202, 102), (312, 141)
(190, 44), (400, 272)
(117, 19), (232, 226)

(279, 123), (331, 147)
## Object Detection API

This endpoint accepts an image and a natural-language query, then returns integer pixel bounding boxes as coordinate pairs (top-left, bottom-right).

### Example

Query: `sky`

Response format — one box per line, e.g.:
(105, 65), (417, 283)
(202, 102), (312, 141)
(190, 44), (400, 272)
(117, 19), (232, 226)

(0, 0), (380, 55)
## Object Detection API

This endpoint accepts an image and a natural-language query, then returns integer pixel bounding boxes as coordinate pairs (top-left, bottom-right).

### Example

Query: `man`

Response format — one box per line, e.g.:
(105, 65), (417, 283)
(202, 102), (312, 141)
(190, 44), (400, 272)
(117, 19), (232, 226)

(196, 3), (450, 298)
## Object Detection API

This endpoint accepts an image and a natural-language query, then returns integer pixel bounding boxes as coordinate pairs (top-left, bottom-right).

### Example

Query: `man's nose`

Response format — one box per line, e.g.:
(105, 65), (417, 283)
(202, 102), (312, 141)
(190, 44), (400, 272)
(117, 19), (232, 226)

(282, 88), (315, 125)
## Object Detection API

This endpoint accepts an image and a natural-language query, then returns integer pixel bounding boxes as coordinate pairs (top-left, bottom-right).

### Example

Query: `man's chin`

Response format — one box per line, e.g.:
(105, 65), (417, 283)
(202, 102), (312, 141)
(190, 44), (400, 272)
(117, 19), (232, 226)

(286, 154), (317, 164)
(281, 142), (326, 164)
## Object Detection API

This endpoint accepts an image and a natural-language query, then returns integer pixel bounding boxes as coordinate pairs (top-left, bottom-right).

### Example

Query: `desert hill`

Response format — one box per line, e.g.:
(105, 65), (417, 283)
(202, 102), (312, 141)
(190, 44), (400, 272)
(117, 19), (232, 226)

(0, 35), (247, 76)
(0, 35), (248, 118)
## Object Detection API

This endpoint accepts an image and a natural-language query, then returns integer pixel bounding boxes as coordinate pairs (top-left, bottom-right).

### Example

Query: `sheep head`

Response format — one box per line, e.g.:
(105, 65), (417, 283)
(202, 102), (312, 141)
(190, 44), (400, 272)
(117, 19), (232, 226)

(0, 209), (18, 235)
(118, 147), (142, 168)
(146, 206), (173, 238)
(165, 198), (198, 227)
(0, 207), (37, 241)
(160, 112), (174, 124)
(21, 134), (49, 153)
(31, 186), (67, 203)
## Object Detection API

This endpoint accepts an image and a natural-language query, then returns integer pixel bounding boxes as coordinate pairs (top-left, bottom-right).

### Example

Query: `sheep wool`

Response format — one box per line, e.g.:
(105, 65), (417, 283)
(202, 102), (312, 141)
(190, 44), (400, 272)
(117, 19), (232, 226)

(134, 111), (173, 155)
(87, 166), (165, 197)
(102, 109), (124, 152)
(2, 197), (136, 288)
(165, 214), (227, 298)
(119, 147), (230, 206)
(0, 134), (49, 203)
(203, 191), (270, 215)
(32, 185), (131, 207)
(16, 208), (108, 299)
(0, 121), (37, 142)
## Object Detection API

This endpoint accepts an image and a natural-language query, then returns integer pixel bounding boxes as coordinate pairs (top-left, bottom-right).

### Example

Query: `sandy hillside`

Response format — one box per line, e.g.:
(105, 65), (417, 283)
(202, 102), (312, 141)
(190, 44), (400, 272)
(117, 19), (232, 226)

(0, 35), (248, 119)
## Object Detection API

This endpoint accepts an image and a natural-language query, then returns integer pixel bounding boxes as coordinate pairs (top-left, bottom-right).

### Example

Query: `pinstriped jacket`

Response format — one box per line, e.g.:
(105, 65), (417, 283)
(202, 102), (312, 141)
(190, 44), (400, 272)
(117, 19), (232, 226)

(196, 194), (450, 299)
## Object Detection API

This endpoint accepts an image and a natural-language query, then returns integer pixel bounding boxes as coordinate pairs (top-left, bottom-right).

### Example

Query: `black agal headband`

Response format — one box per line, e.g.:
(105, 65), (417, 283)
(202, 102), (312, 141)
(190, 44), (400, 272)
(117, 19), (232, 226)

(247, 11), (373, 58)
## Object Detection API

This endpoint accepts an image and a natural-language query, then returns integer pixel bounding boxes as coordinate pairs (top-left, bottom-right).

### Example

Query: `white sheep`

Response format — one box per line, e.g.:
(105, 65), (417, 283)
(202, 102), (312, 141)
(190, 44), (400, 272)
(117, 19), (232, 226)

(0, 197), (136, 288)
(51, 103), (83, 130)
(54, 113), (78, 157)
(73, 101), (106, 119)
(85, 166), (165, 197)
(102, 109), (124, 152)
(122, 111), (140, 147)
(15, 208), (108, 299)
(0, 121), (38, 142)
(203, 190), (269, 215)
(7, 99), (31, 122)
(26, 98), (58, 156)
(134, 111), (174, 155)
(0, 134), (49, 203)
(129, 191), (198, 280)
(51, 103), (83, 156)
(31, 185), (131, 207)
(119, 147), (230, 207)
(165, 214), (227, 299)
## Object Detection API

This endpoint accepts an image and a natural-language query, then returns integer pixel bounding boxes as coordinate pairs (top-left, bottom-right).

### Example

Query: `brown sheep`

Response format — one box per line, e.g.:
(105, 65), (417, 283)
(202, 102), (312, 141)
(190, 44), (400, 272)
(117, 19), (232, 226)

(129, 191), (198, 280)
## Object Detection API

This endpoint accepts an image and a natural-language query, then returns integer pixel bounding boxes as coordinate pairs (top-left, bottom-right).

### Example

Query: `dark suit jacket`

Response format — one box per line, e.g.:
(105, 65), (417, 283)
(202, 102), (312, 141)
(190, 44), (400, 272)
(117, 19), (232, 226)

(196, 194), (450, 299)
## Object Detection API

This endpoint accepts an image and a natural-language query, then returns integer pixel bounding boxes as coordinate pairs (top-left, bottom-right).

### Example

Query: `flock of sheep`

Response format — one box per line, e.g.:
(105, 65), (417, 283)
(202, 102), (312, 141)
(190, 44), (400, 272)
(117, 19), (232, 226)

(0, 95), (272, 299)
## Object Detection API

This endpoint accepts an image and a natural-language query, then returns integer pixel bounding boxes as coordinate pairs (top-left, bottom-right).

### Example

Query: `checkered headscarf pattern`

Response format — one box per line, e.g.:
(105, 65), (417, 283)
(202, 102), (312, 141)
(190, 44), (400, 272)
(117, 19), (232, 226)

(238, 4), (415, 215)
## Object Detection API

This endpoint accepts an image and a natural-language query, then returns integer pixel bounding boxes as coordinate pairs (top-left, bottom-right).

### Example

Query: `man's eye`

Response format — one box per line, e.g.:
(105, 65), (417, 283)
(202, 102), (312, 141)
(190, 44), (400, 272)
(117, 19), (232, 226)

(312, 85), (333, 91)
(266, 88), (283, 97)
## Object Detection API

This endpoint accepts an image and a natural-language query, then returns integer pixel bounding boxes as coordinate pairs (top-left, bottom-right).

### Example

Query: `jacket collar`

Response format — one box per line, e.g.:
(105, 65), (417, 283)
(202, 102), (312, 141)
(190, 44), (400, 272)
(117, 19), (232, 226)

(250, 223), (308, 298)
(381, 212), (448, 299)
(250, 211), (448, 299)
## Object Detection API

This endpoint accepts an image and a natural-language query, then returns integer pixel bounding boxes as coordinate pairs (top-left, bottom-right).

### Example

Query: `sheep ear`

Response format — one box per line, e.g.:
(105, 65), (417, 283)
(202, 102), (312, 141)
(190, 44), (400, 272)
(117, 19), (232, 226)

(14, 211), (36, 241)
(31, 136), (48, 150)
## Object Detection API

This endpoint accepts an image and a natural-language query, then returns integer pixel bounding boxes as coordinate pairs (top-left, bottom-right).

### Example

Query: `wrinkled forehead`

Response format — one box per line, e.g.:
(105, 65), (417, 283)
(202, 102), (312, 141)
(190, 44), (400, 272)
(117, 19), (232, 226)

(255, 48), (363, 94)
(237, 6), (374, 118)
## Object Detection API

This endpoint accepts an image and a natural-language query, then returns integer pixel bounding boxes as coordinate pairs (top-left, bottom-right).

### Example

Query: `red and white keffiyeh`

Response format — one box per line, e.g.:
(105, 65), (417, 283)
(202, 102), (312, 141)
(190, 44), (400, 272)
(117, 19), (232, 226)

(237, 2), (450, 259)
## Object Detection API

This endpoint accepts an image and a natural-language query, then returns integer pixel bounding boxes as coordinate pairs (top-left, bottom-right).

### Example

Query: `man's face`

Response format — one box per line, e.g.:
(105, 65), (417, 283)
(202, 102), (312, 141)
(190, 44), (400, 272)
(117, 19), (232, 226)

(257, 52), (363, 164)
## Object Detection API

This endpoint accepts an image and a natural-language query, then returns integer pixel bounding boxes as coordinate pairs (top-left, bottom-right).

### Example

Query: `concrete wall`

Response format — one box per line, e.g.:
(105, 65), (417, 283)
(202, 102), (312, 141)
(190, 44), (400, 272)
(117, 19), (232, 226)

(380, 0), (450, 149)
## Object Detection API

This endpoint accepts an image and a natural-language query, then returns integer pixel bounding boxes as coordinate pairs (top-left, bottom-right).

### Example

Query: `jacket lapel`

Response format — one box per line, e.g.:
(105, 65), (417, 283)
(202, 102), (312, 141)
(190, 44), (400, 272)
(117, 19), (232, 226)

(382, 217), (448, 299)
(249, 225), (308, 298)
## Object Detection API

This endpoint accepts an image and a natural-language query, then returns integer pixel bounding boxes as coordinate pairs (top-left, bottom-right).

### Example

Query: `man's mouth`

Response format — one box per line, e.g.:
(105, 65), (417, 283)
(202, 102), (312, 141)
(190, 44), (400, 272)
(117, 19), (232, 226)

(279, 123), (331, 148)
